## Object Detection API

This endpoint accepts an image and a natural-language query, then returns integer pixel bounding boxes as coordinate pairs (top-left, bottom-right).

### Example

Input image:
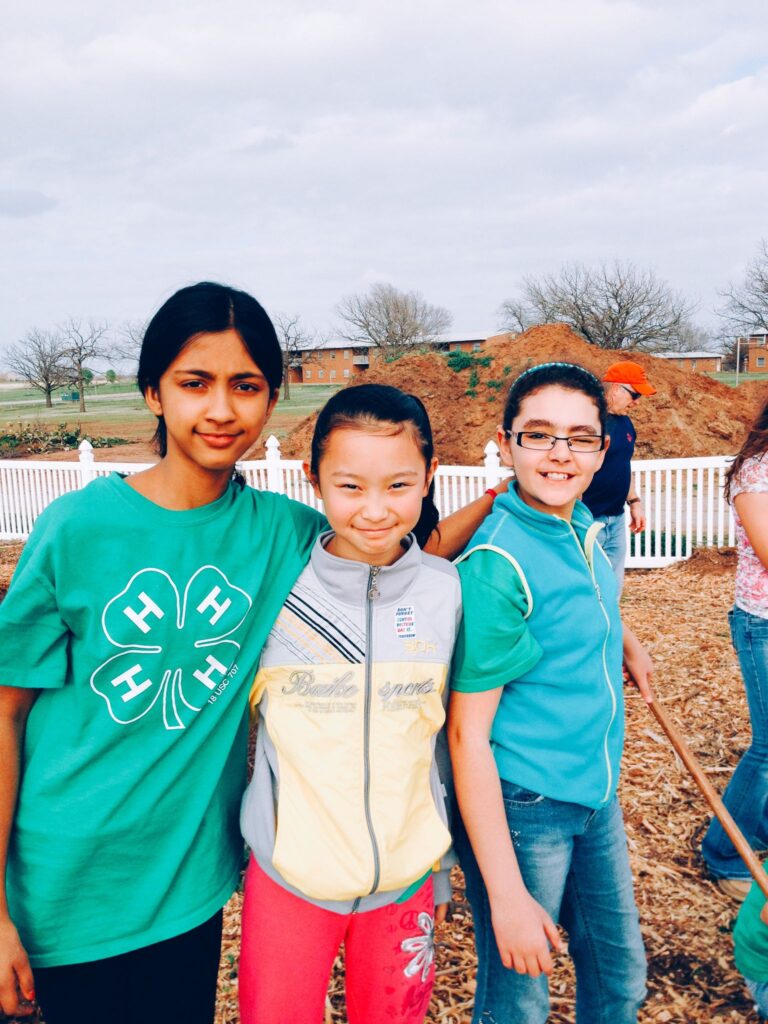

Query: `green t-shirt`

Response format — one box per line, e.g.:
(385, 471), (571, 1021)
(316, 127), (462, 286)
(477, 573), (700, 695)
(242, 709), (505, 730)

(1, 473), (324, 967)
(452, 550), (543, 693)
(734, 866), (768, 982)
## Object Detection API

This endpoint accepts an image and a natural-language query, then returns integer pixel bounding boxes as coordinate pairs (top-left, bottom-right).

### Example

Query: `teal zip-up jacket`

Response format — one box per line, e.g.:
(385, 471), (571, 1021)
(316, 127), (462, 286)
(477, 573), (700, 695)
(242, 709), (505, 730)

(451, 484), (624, 810)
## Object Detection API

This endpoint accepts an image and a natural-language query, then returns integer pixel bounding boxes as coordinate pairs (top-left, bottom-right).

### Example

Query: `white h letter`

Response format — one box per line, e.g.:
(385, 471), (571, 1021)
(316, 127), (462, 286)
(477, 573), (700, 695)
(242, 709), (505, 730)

(196, 587), (232, 626)
(111, 664), (152, 703)
(193, 655), (228, 690)
(123, 592), (164, 634)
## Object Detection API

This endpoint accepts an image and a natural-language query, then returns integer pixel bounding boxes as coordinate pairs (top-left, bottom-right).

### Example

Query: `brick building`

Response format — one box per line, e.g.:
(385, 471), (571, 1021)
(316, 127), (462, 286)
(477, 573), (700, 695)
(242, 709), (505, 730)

(298, 335), (489, 385)
(656, 351), (723, 373)
(742, 333), (768, 373)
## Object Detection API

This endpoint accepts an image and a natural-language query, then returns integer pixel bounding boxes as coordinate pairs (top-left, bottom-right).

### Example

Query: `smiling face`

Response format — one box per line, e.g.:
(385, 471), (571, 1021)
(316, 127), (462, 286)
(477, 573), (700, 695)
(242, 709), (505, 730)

(307, 425), (437, 566)
(498, 384), (607, 521)
(144, 328), (277, 481)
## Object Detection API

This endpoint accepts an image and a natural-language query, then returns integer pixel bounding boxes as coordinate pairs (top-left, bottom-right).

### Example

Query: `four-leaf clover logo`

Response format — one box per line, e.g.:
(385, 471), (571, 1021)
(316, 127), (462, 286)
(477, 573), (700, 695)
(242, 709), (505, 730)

(91, 566), (252, 731)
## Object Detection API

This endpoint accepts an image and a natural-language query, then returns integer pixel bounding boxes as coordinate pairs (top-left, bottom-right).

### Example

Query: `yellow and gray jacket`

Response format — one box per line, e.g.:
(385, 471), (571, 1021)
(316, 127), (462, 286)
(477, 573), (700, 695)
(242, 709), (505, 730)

(240, 531), (461, 913)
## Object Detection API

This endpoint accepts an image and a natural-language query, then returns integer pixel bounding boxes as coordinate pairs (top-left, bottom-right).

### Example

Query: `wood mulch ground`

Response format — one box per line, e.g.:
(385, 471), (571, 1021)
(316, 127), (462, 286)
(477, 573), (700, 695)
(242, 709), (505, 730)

(0, 545), (759, 1023)
(216, 547), (757, 1023)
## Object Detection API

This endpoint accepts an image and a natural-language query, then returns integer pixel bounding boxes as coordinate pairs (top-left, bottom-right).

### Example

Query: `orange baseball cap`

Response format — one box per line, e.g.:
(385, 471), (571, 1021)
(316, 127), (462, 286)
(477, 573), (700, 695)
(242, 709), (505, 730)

(602, 361), (656, 396)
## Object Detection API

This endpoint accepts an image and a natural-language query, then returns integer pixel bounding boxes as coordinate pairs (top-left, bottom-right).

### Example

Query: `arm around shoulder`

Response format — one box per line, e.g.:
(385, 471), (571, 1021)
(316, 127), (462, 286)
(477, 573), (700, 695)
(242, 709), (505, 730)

(423, 477), (514, 560)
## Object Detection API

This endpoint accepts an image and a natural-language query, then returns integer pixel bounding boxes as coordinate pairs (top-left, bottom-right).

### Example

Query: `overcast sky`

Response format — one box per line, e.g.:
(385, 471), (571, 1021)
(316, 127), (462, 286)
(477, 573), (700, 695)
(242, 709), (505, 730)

(1, 0), (766, 354)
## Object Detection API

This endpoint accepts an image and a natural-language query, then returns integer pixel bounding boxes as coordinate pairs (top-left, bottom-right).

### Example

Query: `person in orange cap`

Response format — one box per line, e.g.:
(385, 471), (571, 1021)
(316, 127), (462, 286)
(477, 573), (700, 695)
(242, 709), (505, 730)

(581, 361), (656, 593)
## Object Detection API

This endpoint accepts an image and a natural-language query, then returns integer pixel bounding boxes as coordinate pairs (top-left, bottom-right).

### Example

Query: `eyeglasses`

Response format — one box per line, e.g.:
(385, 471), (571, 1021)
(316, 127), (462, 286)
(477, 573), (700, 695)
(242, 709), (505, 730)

(506, 430), (606, 453)
(620, 385), (641, 401)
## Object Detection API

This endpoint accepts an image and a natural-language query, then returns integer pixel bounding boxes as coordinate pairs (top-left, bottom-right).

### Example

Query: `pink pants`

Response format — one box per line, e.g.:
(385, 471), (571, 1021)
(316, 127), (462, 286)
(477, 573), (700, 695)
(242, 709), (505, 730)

(239, 856), (436, 1024)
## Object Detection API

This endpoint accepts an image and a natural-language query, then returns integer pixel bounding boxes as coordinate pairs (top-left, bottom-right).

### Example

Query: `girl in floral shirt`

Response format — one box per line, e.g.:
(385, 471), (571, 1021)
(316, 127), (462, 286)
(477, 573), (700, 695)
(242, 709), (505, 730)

(702, 395), (768, 898)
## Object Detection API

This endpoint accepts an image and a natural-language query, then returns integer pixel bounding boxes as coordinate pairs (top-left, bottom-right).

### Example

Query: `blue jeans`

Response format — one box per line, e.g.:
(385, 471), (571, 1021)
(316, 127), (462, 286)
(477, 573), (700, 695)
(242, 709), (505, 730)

(746, 977), (768, 1019)
(594, 513), (628, 594)
(702, 606), (768, 879)
(456, 787), (646, 1024)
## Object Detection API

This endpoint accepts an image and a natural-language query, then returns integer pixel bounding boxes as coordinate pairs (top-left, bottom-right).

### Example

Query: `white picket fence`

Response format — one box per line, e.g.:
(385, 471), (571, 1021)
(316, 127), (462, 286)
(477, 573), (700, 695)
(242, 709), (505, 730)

(0, 437), (735, 568)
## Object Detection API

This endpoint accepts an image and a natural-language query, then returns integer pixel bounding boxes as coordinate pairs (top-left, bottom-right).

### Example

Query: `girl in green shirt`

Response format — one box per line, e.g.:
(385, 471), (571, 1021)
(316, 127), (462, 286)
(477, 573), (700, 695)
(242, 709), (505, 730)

(0, 281), (496, 1024)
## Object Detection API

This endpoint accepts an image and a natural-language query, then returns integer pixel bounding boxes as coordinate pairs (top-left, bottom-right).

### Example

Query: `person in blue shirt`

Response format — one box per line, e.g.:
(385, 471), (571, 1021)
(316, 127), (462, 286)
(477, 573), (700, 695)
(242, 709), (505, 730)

(581, 361), (656, 593)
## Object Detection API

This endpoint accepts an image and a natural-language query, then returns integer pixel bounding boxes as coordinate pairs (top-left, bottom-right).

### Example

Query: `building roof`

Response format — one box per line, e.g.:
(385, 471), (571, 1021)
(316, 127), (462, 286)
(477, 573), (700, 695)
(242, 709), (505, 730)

(655, 351), (722, 360)
(312, 333), (493, 352)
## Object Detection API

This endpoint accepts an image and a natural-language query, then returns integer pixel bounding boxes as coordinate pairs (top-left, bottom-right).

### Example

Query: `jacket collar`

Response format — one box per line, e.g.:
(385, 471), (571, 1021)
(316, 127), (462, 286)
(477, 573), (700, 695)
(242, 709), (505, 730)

(310, 531), (422, 606)
(495, 482), (599, 540)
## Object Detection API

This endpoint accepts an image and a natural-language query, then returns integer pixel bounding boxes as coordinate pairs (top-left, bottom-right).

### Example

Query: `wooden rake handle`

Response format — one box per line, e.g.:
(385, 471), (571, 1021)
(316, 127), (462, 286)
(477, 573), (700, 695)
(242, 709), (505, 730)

(646, 696), (768, 901)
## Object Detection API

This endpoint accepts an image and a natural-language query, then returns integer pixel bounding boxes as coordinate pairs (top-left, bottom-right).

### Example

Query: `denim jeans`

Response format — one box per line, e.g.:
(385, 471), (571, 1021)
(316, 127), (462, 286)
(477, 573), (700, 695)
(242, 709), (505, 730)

(594, 513), (628, 595)
(702, 606), (768, 879)
(456, 787), (646, 1024)
(746, 977), (768, 1019)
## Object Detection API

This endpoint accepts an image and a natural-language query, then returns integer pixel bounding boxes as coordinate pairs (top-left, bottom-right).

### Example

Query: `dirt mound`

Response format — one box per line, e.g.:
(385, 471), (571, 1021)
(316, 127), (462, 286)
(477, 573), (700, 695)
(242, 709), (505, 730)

(283, 325), (767, 465)
(667, 547), (737, 578)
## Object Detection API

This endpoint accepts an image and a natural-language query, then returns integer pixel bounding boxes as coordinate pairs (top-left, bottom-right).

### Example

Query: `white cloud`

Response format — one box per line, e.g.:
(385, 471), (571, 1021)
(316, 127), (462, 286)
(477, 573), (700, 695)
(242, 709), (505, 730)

(0, 0), (766, 348)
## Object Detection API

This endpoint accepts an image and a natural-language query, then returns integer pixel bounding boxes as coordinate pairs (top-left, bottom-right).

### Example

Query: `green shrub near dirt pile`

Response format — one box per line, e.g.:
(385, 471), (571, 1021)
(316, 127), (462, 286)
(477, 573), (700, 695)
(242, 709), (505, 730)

(0, 423), (129, 457)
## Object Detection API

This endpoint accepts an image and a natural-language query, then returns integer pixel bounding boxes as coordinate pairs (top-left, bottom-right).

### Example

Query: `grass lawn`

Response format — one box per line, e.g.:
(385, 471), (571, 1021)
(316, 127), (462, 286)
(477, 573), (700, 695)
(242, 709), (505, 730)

(708, 371), (768, 386)
(0, 382), (340, 445)
(0, 380), (142, 404)
(268, 384), (340, 438)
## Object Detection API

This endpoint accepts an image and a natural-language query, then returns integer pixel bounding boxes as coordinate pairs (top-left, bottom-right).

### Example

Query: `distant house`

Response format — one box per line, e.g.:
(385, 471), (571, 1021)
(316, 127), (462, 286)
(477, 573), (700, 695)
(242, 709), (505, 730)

(300, 341), (369, 385)
(297, 334), (490, 385)
(739, 333), (768, 373)
(655, 351), (723, 373)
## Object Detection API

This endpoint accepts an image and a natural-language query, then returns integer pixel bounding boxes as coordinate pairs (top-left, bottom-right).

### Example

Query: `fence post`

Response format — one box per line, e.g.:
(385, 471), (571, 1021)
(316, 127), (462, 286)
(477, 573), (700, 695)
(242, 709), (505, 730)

(79, 439), (94, 486)
(265, 435), (283, 493)
(484, 439), (501, 489)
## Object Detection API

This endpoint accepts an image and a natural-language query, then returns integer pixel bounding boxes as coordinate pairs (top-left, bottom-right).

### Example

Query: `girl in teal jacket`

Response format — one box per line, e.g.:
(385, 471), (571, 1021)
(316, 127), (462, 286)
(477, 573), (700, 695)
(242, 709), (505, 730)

(449, 362), (653, 1024)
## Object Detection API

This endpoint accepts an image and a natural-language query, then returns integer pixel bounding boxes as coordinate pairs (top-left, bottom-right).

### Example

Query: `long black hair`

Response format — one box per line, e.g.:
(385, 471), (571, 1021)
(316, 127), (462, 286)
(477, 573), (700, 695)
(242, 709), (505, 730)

(725, 394), (768, 502)
(310, 384), (440, 548)
(137, 281), (283, 456)
(502, 361), (608, 435)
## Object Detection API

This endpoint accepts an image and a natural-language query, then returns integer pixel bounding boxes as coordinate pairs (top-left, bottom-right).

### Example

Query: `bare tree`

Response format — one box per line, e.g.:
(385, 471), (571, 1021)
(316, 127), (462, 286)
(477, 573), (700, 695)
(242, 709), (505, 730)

(497, 300), (530, 335)
(718, 239), (768, 335)
(335, 283), (452, 357)
(499, 261), (694, 351)
(112, 320), (146, 367)
(5, 328), (70, 407)
(273, 313), (323, 400)
(672, 323), (719, 353)
(60, 318), (110, 412)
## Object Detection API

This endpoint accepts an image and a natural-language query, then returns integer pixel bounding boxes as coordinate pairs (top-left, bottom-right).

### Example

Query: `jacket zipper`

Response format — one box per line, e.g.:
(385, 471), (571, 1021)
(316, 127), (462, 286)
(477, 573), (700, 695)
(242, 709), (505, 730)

(353, 564), (381, 911)
(564, 521), (617, 803)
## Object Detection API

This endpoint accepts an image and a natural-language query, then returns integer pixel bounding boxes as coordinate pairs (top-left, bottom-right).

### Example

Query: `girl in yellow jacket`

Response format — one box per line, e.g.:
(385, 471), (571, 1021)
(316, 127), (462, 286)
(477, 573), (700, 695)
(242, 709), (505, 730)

(238, 384), (462, 1024)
